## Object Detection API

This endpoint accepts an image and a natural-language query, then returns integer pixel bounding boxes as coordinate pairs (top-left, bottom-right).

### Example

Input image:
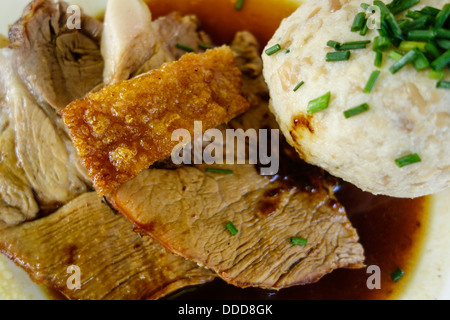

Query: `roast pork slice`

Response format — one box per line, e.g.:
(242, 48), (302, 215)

(0, 192), (215, 300)
(8, 0), (104, 113)
(110, 162), (364, 290)
(0, 119), (39, 226)
(109, 101), (365, 290)
(2, 48), (88, 210)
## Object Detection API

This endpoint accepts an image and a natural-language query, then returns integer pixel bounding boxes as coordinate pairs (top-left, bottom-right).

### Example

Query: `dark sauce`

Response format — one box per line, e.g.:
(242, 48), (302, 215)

(149, 0), (428, 300)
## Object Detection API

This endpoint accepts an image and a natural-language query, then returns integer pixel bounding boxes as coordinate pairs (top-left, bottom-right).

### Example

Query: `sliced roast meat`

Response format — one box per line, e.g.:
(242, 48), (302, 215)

(9, 0), (104, 112)
(230, 31), (269, 109)
(109, 102), (365, 290)
(152, 12), (213, 60)
(1, 48), (88, 210)
(110, 164), (364, 290)
(0, 121), (39, 226)
(0, 49), (39, 225)
(0, 192), (215, 300)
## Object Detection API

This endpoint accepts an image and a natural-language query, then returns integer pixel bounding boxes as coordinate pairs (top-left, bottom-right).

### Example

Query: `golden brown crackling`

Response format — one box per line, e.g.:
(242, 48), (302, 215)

(62, 46), (250, 195)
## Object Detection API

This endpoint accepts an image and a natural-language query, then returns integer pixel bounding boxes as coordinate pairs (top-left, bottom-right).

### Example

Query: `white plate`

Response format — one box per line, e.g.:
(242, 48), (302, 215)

(1, 0), (449, 300)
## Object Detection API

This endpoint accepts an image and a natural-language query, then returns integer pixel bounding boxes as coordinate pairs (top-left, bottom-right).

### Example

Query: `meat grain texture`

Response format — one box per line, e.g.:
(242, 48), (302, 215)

(0, 193), (215, 300)
(263, 0), (450, 198)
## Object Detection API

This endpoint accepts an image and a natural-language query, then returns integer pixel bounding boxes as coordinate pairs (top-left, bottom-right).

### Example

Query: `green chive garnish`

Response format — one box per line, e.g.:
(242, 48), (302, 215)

(235, 0), (245, 11)
(435, 4), (450, 29)
(307, 92), (331, 115)
(326, 51), (351, 61)
(206, 168), (234, 174)
(337, 40), (371, 50)
(389, 49), (418, 73)
(293, 81), (305, 92)
(425, 42), (442, 59)
(437, 40), (450, 50)
(437, 28), (450, 40)
(226, 222), (239, 236)
(399, 41), (427, 52)
(408, 29), (437, 41)
(431, 50), (450, 71)
(351, 12), (367, 32)
(429, 69), (445, 80)
(437, 80), (450, 89)
(388, 0), (420, 15)
(373, 36), (391, 52)
(375, 51), (383, 68)
(412, 48), (430, 71)
(389, 50), (404, 61)
(327, 40), (341, 49)
(344, 103), (370, 119)
(265, 44), (282, 56)
(199, 44), (213, 50)
(290, 237), (308, 246)
(395, 153), (422, 168)
(391, 268), (405, 282)
(363, 71), (381, 93)
(176, 43), (195, 52)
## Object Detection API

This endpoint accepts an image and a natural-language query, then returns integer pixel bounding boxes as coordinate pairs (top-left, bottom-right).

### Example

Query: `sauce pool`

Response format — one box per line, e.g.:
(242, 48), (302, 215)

(146, 0), (429, 300)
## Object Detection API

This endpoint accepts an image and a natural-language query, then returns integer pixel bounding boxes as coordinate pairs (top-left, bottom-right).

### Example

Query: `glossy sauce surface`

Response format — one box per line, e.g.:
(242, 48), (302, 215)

(146, 0), (428, 300)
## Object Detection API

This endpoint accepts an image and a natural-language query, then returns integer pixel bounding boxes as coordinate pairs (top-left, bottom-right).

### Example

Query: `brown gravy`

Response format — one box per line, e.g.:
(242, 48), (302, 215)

(146, 0), (429, 300)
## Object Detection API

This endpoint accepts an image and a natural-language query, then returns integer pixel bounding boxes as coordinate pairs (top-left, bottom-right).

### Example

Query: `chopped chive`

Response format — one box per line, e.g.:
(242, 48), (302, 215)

(431, 50), (450, 71)
(412, 48), (430, 71)
(235, 0), (245, 11)
(388, 50), (404, 61)
(351, 12), (367, 32)
(437, 80), (450, 89)
(424, 42), (442, 59)
(375, 51), (383, 68)
(265, 44), (282, 56)
(374, 1), (403, 37)
(437, 40), (450, 50)
(327, 40), (341, 49)
(363, 70), (381, 93)
(395, 153), (422, 168)
(388, 0), (420, 15)
(420, 6), (440, 17)
(338, 40), (371, 50)
(206, 168), (234, 174)
(407, 29), (437, 41)
(285, 49), (291, 54)
(400, 15), (430, 32)
(399, 41), (427, 52)
(429, 69), (445, 80)
(226, 222), (239, 236)
(326, 51), (351, 61)
(437, 28), (450, 40)
(198, 44), (213, 50)
(290, 237), (308, 246)
(391, 268), (405, 282)
(176, 43), (195, 52)
(389, 49), (418, 74)
(308, 92), (331, 115)
(435, 4), (450, 29)
(373, 36), (391, 52)
(293, 81), (305, 92)
(344, 103), (370, 119)
(360, 19), (369, 36)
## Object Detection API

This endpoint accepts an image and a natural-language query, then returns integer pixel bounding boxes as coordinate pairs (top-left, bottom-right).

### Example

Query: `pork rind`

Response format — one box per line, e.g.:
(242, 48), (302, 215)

(62, 46), (250, 195)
